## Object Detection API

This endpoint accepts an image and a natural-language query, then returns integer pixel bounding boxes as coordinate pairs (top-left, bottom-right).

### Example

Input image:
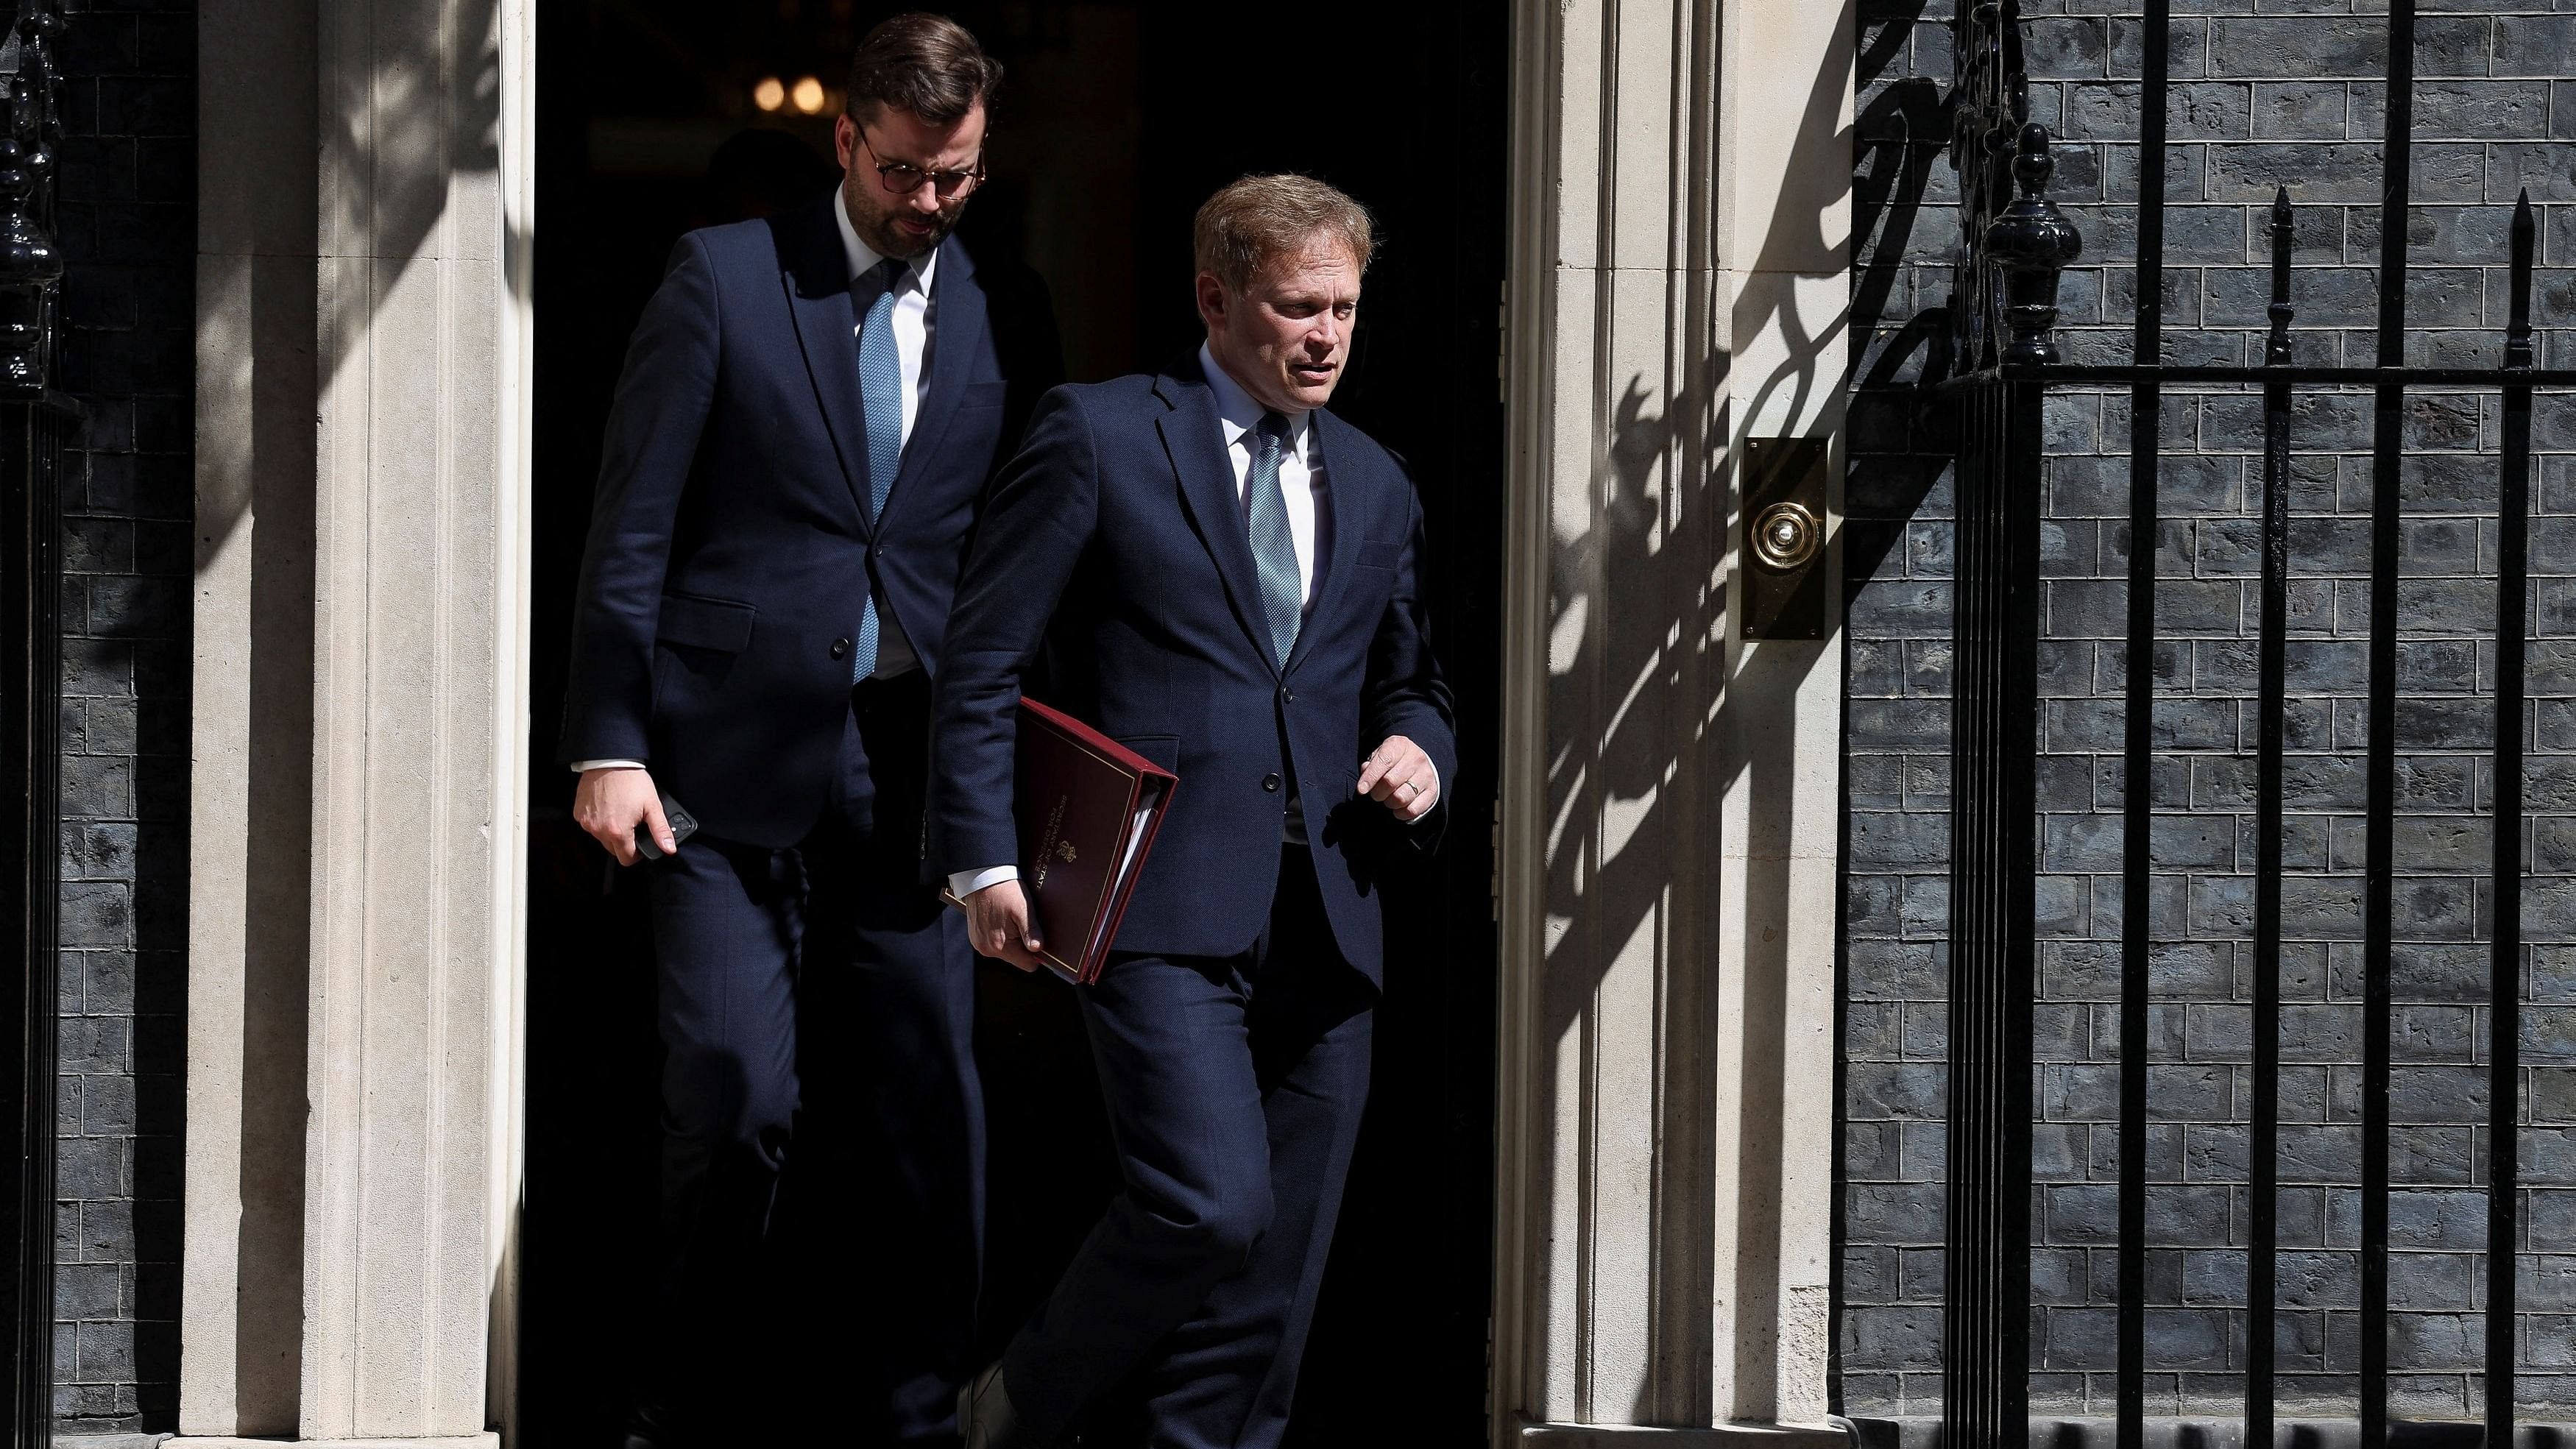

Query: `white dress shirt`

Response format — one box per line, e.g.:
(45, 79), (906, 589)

(572, 198), (938, 775)
(944, 344), (1434, 907)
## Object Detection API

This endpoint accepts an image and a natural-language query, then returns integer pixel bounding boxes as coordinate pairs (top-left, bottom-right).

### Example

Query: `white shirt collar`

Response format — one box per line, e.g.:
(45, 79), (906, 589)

(1198, 341), (1313, 453)
(834, 192), (938, 294)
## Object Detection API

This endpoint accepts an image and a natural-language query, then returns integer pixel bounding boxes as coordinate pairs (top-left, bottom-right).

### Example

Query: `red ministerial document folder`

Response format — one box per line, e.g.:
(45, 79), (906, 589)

(941, 697), (1179, 985)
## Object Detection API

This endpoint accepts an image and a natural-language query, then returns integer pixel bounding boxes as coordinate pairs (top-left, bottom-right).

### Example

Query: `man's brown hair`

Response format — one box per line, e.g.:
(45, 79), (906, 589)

(1192, 174), (1377, 294)
(845, 13), (1002, 127)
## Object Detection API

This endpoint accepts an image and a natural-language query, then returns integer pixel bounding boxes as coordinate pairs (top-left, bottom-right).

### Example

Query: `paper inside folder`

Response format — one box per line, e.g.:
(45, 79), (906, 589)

(1086, 776), (1171, 966)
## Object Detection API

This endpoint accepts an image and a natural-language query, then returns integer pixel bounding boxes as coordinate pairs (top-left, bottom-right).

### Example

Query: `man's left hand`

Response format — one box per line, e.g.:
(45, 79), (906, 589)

(1356, 736), (1440, 823)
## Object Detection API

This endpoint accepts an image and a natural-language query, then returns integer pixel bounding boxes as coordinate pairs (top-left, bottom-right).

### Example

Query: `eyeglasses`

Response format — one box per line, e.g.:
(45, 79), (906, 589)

(857, 131), (986, 199)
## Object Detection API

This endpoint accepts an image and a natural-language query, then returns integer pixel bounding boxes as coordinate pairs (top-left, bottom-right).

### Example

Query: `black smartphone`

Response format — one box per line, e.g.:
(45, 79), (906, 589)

(635, 793), (700, 861)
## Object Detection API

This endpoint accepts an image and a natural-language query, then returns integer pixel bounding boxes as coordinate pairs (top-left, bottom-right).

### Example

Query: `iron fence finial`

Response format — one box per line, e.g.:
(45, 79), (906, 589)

(1947, 0), (2080, 376)
(1984, 122), (2081, 366)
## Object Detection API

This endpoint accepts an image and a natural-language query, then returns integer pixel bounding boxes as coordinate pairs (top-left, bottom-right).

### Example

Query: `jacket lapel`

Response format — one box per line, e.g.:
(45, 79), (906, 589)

(880, 235), (986, 529)
(1153, 365), (1278, 675)
(774, 194), (876, 536)
(1285, 407), (1367, 679)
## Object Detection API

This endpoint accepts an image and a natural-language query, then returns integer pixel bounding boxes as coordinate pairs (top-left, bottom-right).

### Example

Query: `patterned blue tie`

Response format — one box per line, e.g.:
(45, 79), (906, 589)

(1245, 411), (1301, 669)
(852, 257), (907, 681)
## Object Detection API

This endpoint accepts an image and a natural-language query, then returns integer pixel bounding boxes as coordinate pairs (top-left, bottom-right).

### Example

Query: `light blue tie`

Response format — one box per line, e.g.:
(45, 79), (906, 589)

(852, 257), (907, 681)
(1245, 412), (1302, 670)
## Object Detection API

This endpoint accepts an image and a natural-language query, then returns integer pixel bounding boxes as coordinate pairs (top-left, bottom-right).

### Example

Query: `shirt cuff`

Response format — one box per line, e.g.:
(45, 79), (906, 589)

(571, 759), (647, 773)
(947, 865), (1020, 901)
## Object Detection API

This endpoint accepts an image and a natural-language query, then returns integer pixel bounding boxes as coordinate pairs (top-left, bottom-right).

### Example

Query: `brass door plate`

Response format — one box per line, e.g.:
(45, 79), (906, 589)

(1740, 436), (1830, 640)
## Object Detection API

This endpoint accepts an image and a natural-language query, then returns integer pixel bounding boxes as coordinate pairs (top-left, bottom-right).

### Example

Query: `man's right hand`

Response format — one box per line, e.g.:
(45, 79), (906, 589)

(963, 879), (1046, 972)
(575, 766), (674, 866)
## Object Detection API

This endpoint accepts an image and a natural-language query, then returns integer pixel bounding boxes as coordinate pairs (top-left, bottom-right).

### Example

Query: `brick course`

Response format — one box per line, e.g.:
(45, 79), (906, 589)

(1846, 0), (2576, 1420)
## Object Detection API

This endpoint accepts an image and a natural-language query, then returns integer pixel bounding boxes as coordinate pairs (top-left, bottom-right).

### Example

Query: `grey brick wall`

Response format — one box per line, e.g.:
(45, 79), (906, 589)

(51, 0), (194, 1433)
(1844, 0), (2576, 1420)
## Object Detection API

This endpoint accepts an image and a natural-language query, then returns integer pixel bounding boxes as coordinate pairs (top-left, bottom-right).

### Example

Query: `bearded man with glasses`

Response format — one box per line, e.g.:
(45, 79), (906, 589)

(557, 13), (1061, 1445)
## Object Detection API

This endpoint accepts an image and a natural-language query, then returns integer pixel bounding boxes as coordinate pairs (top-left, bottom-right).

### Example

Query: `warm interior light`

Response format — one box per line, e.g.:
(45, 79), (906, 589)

(790, 75), (827, 115)
(752, 77), (785, 113)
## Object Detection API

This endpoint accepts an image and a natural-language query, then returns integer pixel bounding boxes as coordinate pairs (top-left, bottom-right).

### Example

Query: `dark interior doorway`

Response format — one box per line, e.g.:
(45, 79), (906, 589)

(523, 6), (1505, 1443)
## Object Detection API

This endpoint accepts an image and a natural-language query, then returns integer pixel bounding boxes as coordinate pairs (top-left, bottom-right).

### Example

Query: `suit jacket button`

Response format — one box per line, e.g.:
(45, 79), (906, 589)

(830, 637), (850, 660)
(1262, 773), (1281, 793)
(1283, 689), (1297, 704)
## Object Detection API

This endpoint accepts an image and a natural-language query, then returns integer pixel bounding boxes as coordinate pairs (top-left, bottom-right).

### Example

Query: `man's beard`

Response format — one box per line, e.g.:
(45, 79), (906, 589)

(859, 199), (959, 259)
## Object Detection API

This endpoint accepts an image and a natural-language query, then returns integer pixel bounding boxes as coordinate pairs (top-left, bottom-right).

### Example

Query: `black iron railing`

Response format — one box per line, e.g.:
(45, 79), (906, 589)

(1935, 3), (2576, 1448)
(1941, 10), (2071, 1449)
(0, 1), (70, 1442)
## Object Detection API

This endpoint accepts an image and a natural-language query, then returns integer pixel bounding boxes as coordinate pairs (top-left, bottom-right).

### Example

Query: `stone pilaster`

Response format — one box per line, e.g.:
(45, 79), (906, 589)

(1493, 0), (1850, 1437)
(183, 0), (532, 1441)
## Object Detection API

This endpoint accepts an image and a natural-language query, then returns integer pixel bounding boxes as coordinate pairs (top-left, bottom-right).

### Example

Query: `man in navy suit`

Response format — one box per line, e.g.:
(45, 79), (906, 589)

(932, 174), (1457, 1449)
(558, 15), (1059, 1445)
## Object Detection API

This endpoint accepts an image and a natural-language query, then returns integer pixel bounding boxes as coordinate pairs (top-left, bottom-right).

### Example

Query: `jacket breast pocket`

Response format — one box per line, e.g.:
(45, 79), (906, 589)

(1354, 537), (1402, 572)
(656, 592), (756, 653)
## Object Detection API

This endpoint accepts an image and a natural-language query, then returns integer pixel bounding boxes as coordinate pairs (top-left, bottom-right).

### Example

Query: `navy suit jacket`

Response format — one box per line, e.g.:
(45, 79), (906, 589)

(559, 193), (1061, 847)
(929, 356), (1457, 982)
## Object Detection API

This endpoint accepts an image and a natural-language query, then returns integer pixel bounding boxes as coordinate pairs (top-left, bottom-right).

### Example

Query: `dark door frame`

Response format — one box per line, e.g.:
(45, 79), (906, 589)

(519, 6), (1507, 1443)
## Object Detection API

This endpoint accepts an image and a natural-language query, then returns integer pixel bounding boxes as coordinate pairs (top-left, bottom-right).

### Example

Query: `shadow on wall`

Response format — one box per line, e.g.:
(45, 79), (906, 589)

(190, 0), (515, 1435)
(202, 0), (513, 561)
(1823, 0), (1958, 1415)
(1844, 0), (1958, 597)
(1515, 0), (1861, 1424)
(1844, 0), (1958, 687)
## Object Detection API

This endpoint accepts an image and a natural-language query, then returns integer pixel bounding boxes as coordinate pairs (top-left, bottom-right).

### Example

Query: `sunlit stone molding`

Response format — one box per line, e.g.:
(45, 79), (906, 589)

(183, 0), (534, 1442)
(1493, 0), (1852, 1440)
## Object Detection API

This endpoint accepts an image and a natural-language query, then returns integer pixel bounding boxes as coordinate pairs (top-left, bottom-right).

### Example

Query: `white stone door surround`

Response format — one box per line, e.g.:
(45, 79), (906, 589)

(1491, 0), (1854, 1440)
(174, 0), (1852, 1442)
(183, 0), (534, 1441)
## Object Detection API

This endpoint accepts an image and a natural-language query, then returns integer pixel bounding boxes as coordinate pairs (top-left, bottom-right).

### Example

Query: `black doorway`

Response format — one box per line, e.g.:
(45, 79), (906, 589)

(522, 7), (1505, 1443)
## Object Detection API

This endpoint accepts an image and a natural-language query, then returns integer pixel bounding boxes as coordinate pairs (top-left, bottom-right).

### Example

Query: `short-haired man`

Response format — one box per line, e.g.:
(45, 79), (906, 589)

(558, 13), (1060, 1445)
(932, 175), (1455, 1449)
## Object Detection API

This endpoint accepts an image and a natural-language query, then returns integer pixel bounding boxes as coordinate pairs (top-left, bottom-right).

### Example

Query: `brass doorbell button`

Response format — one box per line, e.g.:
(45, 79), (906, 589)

(1752, 500), (1821, 571)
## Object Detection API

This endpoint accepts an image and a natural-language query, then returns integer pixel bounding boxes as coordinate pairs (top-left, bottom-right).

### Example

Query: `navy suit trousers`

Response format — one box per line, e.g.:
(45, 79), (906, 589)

(643, 670), (981, 1443)
(1002, 847), (1374, 1449)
